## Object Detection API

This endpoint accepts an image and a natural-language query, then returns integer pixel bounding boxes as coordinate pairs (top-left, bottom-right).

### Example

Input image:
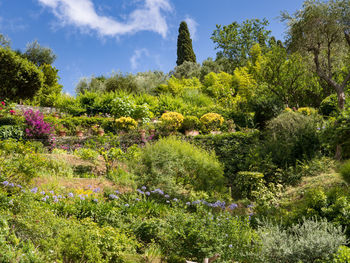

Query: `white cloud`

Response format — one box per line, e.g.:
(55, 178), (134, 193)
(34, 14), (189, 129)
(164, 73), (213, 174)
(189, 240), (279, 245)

(184, 16), (198, 41)
(37, 0), (173, 38)
(130, 48), (149, 70)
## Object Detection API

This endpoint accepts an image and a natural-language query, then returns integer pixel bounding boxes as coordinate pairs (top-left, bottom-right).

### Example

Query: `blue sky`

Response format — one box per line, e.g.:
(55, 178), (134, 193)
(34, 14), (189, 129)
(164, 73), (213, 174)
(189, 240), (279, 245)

(0, 0), (305, 94)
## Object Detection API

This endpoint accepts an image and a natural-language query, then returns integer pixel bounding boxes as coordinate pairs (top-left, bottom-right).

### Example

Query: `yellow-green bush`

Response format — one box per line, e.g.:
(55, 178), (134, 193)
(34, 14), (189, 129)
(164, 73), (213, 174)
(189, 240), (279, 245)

(115, 117), (138, 132)
(297, 107), (318, 116)
(200, 113), (224, 133)
(159, 112), (184, 132)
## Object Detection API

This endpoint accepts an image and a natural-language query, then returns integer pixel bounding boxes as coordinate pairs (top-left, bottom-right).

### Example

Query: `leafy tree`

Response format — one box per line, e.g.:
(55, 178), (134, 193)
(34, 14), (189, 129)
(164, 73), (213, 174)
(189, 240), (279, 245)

(200, 57), (224, 81)
(258, 45), (322, 107)
(283, 0), (350, 110)
(0, 47), (44, 101)
(172, 61), (201, 79)
(104, 72), (138, 93)
(211, 19), (271, 69)
(23, 40), (56, 67)
(76, 75), (107, 94)
(176, 21), (196, 66)
(34, 64), (63, 106)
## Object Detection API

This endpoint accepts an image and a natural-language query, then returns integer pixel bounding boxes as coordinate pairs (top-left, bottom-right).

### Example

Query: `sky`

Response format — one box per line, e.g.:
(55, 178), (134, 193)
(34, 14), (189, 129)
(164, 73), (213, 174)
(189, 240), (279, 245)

(0, 0), (305, 94)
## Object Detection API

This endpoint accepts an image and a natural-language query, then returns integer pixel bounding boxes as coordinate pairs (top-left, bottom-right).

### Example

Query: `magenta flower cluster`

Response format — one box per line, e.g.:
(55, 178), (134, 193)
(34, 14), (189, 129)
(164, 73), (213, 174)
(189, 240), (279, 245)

(24, 109), (54, 139)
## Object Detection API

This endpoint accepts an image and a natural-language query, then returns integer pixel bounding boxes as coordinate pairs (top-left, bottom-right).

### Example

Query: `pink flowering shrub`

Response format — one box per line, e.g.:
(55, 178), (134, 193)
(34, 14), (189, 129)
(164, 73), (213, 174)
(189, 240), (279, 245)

(24, 110), (56, 147)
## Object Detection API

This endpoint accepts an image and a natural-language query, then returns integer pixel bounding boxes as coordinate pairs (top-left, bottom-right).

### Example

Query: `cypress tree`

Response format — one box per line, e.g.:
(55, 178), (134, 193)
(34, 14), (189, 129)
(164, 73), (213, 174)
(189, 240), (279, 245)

(176, 21), (196, 66)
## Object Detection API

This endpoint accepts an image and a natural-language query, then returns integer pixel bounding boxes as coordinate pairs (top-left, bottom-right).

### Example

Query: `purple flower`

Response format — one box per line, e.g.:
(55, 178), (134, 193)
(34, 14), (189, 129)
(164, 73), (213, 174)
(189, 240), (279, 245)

(173, 198), (178, 202)
(141, 186), (147, 190)
(115, 190), (120, 194)
(68, 193), (74, 198)
(80, 196), (85, 200)
(145, 191), (150, 196)
(229, 244), (233, 248)
(135, 198), (140, 201)
(2, 181), (9, 186)
(16, 184), (22, 189)
(49, 191), (54, 194)
(164, 194), (169, 199)
(9, 183), (14, 187)
(109, 194), (118, 200)
(186, 202), (191, 205)
(93, 199), (98, 203)
(93, 188), (100, 193)
(30, 187), (38, 193)
(229, 203), (238, 210)
(40, 191), (45, 195)
(125, 204), (129, 207)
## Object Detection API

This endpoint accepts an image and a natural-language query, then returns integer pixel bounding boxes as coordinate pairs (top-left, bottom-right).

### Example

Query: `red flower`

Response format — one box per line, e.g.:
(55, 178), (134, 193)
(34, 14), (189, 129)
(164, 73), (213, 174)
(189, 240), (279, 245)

(1, 101), (5, 106)
(10, 110), (16, 115)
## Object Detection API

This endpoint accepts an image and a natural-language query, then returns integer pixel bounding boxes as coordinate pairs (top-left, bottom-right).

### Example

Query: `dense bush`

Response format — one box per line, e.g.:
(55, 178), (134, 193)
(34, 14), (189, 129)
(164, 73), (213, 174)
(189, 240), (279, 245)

(133, 137), (225, 194)
(319, 94), (339, 117)
(181, 115), (200, 131)
(159, 112), (184, 132)
(258, 218), (346, 263)
(0, 48), (44, 101)
(0, 125), (24, 140)
(232, 171), (265, 200)
(200, 113), (224, 133)
(264, 111), (321, 167)
(115, 117), (138, 132)
(193, 131), (260, 184)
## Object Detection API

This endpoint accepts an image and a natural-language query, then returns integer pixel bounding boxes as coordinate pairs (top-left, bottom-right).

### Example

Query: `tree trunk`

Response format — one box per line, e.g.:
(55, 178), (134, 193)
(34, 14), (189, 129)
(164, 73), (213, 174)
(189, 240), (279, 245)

(337, 88), (345, 110)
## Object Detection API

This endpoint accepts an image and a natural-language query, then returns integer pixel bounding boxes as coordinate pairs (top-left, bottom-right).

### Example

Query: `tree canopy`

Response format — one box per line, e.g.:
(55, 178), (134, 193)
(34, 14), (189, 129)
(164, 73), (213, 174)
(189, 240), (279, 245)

(176, 21), (197, 66)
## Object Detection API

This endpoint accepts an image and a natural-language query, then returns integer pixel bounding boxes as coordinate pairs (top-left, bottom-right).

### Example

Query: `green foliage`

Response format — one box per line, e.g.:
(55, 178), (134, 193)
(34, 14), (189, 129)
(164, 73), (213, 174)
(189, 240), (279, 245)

(320, 94), (339, 117)
(173, 61), (201, 79)
(333, 246), (350, 263)
(23, 40), (56, 66)
(181, 116), (200, 131)
(158, 211), (259, 263)
(193, 131), (260, 185)
(340, 159), (350, 184)
(199, 113), (224, 133)
(157, 76), (202, 96)
(0, 125), (24, 140)
(34, 64), (63, 107)
(104, 72), (138, 93)
(74, 148), (99, 162)
(297, 107), (318, 116)
(264, 111), (321, 167)
(211, 18), (271, 69)
(133, 137), (225, 194)
(232, 172), (265, 200)
(258, 218), (346, 263)
(176, 21), (196, 66)
(0, 48), (45, 101)
(202, 72), (234, 100)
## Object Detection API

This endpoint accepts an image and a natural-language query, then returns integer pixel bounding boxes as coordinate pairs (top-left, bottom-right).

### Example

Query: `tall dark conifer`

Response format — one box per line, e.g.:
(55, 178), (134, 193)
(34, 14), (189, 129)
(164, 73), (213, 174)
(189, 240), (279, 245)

(176, 21), (196, 66)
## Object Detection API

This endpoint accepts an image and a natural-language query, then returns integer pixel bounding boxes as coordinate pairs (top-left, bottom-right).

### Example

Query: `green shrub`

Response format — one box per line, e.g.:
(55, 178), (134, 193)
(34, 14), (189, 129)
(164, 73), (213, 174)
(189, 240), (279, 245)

(74, 148), (99, 162)
(200, 113), (224, 133)
(158, 210), (259, 263)
(0, 125), (24, 140)
(264, 111), (321, 167)
(232, 172), (265, 200)
(159, 112), (184, 132)
(181, 116), (200, 131)
(258, 218), (347, 263)
(333, 246), (350, 263)
(340, 160), (350, 184)
(192, 131), (260, 185)
(133, 137), (225, 194)
(115, 117), (138, 132)
(320, 94), (339, 117)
